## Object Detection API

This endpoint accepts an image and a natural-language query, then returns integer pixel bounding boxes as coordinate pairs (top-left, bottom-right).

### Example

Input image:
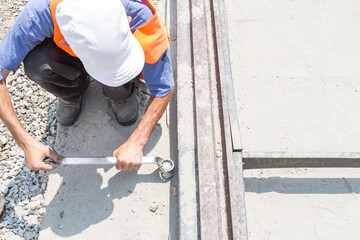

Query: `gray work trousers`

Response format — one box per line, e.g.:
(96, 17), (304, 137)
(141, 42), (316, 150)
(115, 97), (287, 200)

(23, 38), (137, 102)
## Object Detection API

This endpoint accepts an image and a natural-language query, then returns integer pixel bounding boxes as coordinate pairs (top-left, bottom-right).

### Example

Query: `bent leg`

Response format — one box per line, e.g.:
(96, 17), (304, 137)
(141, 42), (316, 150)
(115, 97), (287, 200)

(101, 75), (140, 101)
(23, 39), (89, 101)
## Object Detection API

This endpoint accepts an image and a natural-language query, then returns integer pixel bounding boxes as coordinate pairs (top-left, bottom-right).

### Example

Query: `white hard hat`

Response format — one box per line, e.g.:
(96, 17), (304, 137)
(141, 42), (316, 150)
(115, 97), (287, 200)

(55, 0), (145, 87)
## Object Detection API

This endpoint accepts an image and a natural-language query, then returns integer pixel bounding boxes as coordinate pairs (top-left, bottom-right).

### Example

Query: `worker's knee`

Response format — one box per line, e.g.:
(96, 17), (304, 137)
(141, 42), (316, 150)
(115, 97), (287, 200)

(24, 62), (54, 85)
(102, 75), (139, 101)
(24, 42), (56, 84)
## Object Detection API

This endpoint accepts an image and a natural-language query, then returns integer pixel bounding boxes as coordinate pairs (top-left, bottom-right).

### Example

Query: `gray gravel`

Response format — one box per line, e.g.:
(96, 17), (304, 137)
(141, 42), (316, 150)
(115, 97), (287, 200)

(0, 69), (57, 240)
(1, 1), (57, 239)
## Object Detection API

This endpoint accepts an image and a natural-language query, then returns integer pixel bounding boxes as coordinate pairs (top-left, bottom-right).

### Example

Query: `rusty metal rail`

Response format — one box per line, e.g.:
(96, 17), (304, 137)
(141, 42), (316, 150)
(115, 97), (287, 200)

(189, 0), (248, 238)
(211, 0), (248, 238)
(191, 0), (223, 238)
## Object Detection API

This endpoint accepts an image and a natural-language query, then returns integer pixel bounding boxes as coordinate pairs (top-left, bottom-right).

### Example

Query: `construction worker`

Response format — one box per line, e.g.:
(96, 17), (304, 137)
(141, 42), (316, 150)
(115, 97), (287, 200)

(0, 0), (174, 171)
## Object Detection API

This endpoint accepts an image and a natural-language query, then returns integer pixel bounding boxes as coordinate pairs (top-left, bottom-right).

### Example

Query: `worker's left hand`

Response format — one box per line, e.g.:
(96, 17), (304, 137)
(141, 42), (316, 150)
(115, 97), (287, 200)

(113, 141), (143, 171)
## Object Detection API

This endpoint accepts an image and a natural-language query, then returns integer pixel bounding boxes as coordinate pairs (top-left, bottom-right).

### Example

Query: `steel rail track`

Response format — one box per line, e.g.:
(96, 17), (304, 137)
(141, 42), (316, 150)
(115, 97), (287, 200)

(211, 0), (248, 238)
(191, 0), (223, 238)
(189, 0), (248, 238)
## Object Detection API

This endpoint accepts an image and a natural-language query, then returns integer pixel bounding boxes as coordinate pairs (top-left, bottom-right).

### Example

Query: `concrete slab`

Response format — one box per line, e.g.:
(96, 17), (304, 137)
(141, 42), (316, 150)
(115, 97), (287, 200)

(39, 80), (176, 239)
(226, 0), (360, 152)
(244, 168), (360, 240)
(224, 0), (360, 239)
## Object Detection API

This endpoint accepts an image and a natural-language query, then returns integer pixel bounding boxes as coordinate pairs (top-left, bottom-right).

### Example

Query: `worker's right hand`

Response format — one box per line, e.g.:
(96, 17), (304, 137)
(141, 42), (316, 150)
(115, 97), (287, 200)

(22, 138), (61, 171)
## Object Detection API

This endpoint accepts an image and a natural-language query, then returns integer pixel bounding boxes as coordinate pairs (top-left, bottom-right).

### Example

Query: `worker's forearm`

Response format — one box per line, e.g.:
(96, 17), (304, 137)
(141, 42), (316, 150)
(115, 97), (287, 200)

(128, 88), (174, 148)
(0, 70), (32, 148)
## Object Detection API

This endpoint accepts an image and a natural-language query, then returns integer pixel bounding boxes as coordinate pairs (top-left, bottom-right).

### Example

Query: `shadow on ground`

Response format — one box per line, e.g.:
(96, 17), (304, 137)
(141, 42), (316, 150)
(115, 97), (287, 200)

(40, 166), (165, 236)
(39, 80), (173, 239)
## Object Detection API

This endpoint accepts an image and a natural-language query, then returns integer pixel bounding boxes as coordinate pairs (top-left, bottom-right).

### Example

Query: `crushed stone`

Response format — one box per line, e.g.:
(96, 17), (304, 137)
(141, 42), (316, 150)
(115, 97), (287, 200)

(1, 1), (58, 239)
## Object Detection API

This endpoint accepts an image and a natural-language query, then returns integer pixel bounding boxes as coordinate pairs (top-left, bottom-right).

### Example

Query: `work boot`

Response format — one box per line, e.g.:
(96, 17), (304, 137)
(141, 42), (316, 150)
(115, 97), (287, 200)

(56, 97), (82, 126)
(108, 87), (139, 126)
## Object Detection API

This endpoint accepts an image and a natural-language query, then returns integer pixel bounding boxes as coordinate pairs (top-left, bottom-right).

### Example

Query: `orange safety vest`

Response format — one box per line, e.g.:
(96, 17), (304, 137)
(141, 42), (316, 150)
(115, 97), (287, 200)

(50, 0), (170, 64)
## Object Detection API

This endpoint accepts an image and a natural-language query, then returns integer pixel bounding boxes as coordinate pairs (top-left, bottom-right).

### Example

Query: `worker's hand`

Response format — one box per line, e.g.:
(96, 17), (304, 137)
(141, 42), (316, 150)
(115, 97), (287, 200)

(22, 138), (61, 171)
(113, 141), (143, 171)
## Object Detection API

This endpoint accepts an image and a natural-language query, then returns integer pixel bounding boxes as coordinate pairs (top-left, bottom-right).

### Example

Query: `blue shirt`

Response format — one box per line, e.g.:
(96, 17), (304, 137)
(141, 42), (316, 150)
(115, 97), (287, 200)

(0, 0), (174, 97)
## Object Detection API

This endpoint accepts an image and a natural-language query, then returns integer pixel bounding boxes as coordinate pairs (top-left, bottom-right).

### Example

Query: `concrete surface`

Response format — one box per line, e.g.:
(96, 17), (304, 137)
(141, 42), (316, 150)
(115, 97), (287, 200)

(244, 168), (360, 240)
(225, 0), (360, 239)
(226, 0), (360, 152)
(39, 80), (177, 239)
(39, 1), (179, 239)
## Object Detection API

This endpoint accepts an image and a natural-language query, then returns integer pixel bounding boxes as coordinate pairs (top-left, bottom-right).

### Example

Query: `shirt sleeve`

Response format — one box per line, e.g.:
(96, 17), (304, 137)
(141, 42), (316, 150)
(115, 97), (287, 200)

(142, 48), (174, 97)
(0, 0), (53, 79)
(122, 0), (174, 97)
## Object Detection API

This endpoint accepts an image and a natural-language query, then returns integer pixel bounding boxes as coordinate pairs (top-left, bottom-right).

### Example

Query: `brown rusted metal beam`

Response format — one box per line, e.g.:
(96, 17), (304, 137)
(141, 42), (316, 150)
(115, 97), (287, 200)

(212, 0), (248, 238)
(191, 0), (222, 238)
(211, 0), (243, 153)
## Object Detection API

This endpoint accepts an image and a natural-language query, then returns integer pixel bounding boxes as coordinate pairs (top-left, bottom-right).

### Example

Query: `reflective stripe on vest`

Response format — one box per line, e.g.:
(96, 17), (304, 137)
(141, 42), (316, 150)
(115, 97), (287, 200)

(50, 0), (170, 64)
